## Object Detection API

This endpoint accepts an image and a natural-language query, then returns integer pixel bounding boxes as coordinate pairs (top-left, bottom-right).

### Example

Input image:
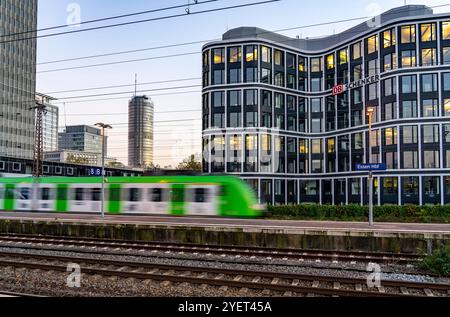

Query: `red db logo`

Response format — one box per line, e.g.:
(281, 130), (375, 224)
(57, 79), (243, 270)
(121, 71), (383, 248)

(332, 84), (345, 96)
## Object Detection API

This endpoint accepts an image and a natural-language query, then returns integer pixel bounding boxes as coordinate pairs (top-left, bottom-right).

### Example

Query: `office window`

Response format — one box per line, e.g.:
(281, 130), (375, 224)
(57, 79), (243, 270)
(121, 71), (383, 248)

(403, 177), (419, 195)
(353, 65), (362, 81)
(368, 83), (378, 100)
(401, 25), (416, 43)
(298, 56), (306, 72)
(245, 90), (257, 106)
(423, 125), (439, 143)
(311, 119), (322, 133)
(383, 102), (397, 121)
(421, 48), (437, 66)
(422, 99), (438, 117)
(383, 28), (396, 48)
(326, 54), (335, 70)
(311, 58), (322, 72)
(383, 53), (397, 71)
(245, 112), (258, 127)
(353, 133), (363, 150)
(311, 139), (322, 154)
(245, 45), (258, 62)
(367, 35), (378, 54)
(352, 42), (362, 60)
(228, 113), (241, 128)
(443, 21), (450, 40)
(327, 138), (335, 153)
(444, 73), (450, 91)
(384, 77), (396, 96)
(403, 151), (419, 169)
(402, 125), (418, 144)
(401, 50), (416, 68)
(424, 177), (440, 195)
(213, 48), (225, 64)
(287, 53), (296, 70)
(443, 47), (450, 65)
(385, 152), (398, 170)
(311, 98), (322, 113)
(213, 91), (224, 107)
(384, 127), (397, 146)
(229, 69), (241, 84)
(424, 151), (440, 169)
(245, 67), (257, 83)
(421, 74), (438, 92)
(261, 46), (271, 63)
(311, 78), (322, 92)
(421, 23), (436, 42)
(401, 75), (417, 93)
(274, 50), (284, 66)
(367, 59), (378, 76)
(213, 113), (224, 128)
(444, 99), (450, 116)
(213, 70), (225, 85)
(261, 68), (272, 84)
(339, 48), (348, 65)
(229, 47), (241, 63)
(401, 100), (417, 118)
(274, 72), (284, 87)
(384, 177), (398, 194)
(353, 88), (362, 104)
(228, 90), (241, 107)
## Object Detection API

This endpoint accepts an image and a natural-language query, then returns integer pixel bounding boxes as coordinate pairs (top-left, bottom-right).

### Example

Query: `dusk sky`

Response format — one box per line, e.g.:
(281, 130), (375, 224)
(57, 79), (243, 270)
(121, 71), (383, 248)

(35, 0), (450, 167)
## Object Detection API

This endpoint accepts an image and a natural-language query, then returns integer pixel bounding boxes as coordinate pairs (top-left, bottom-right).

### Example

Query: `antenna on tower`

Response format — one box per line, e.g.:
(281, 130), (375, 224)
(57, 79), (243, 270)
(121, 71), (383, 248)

(134, 73), (138, 97)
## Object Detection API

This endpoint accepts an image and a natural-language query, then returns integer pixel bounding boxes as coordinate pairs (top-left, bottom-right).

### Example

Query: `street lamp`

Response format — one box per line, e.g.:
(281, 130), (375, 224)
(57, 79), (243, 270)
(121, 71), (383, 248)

(95, 123), (112, 218)
(366, 107), (375, 227)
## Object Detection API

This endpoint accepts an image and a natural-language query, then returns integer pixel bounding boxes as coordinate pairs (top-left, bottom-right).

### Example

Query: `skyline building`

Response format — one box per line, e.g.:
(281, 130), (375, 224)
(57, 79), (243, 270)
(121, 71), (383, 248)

(202, 5), (450, 206)
(59, 125), (107, 156)
(0, 0), (38, 159)
(36, 93), (59, 153)
(128, 95), (154, 168)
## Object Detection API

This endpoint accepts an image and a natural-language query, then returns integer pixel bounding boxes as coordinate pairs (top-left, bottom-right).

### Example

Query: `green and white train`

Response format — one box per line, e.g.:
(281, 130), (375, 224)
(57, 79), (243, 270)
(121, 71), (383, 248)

(0, 176), (265, 218)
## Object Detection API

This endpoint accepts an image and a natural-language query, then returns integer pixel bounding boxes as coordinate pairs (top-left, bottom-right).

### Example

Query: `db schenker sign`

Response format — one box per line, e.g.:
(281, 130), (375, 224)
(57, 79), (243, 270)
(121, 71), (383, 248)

(332, 75), (380, 96)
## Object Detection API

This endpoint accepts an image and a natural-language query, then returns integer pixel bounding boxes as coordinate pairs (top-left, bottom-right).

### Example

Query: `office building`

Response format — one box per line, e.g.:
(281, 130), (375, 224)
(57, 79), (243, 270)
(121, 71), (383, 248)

(202, 5), (450, 205)
(0, 0), (38, 159)
(59, 125), (107, 156)
(128, 95), (154, 168)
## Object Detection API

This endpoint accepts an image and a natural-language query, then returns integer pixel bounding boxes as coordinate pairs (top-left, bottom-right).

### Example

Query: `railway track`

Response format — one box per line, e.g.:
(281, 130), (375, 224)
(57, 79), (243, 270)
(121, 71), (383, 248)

(0, 234), (421, 265)
(0, 249), (448, 297)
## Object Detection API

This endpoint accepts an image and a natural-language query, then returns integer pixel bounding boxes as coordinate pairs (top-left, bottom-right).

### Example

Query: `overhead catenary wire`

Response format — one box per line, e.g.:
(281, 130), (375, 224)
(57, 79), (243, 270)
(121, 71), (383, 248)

(0, 0), (220, 39)
(0, 0), (281, 44)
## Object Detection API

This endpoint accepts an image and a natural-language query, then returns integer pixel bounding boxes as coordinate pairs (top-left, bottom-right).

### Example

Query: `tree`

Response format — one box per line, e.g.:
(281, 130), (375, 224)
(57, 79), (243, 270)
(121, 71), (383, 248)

(177, 154), (202, 171)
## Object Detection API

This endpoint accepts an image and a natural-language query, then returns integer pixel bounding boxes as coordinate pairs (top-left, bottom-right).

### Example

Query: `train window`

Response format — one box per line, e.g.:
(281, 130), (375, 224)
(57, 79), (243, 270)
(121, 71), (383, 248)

(109, 188), (121, 202)
(194, 188), (209, 203)
(171, 188), (184, 202)
(91, 188), (102, 201)
(128, 188), (141, 202)
(74, 188), (84, 201)
(40, 188), (51, 201)
(149, 188), (163, 202)
(19, 188), (31, 200)
(0, 188), (3, 199)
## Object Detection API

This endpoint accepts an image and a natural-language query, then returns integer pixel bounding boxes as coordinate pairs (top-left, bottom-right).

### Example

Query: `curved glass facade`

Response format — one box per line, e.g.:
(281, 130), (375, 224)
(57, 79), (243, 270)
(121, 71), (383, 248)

(202, 6), (450, 205)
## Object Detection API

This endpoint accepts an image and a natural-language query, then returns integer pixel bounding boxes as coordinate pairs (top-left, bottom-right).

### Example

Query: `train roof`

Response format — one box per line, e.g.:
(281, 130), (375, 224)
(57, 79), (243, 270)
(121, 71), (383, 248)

(0, 175), (244, 185)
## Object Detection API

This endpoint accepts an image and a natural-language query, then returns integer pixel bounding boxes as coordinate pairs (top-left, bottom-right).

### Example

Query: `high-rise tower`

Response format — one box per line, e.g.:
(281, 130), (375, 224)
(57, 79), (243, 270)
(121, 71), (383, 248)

(128, 95), (154, 168)
(0, 0), (38, 159)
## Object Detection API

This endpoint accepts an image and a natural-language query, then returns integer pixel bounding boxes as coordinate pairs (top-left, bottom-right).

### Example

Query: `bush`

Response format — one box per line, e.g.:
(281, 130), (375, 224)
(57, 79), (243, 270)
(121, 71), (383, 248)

(418, 246), (450, 276)
(267, 204), (450, 223)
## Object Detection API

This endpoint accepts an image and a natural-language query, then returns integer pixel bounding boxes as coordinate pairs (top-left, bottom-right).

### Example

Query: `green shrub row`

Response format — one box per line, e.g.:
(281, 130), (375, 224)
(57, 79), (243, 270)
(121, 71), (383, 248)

(267, 204), (450, 223)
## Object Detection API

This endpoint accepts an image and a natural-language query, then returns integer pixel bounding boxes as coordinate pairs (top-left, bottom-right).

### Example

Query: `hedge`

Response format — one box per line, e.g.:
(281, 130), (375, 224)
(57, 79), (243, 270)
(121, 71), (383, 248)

(267, 204), (450, 223)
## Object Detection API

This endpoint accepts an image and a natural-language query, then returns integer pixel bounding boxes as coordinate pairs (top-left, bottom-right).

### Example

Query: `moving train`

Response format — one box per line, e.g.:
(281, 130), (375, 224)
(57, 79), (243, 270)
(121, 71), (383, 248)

(0, 175), (265, 218)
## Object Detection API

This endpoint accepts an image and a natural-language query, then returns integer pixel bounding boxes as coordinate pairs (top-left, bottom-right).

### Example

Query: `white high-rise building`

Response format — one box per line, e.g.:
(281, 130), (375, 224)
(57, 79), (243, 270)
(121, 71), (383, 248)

(128, 95), (154, 168)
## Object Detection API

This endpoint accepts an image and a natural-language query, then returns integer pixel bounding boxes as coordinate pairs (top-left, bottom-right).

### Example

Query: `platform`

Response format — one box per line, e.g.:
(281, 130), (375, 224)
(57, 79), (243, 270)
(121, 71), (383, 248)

(0, 212), (449, 254)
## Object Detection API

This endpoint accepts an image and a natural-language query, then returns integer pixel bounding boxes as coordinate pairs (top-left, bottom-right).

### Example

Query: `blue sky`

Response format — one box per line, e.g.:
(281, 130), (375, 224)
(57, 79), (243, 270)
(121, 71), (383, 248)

(36, 0), (450, 167)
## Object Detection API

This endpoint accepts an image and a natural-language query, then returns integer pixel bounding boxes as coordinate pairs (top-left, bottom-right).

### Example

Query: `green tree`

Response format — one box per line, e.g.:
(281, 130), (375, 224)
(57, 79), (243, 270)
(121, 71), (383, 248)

(177, 154), (202, 171)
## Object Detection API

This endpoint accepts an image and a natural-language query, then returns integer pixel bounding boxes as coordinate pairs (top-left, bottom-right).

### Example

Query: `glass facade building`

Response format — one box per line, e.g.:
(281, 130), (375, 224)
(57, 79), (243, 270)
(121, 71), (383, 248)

(202, 5), (450, 205)
(0, 0), (38, 159)
(59, 125), (106, 156)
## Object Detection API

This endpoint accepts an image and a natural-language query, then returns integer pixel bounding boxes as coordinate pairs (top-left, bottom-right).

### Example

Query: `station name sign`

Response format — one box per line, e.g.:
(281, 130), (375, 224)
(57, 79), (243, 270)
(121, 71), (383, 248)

(332, 75), (380, 96)
(355, 163), (386, 172)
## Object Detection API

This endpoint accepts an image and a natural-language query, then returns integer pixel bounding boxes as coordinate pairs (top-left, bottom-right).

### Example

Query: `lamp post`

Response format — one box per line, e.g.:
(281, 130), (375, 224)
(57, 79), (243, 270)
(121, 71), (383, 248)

(366, 107), (375, 227)
(95, 123), (112, 218)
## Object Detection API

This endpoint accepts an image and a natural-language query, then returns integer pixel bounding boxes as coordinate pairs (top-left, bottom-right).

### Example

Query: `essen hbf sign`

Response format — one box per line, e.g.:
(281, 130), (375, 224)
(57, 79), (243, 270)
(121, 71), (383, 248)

(332, 75), (380, 96)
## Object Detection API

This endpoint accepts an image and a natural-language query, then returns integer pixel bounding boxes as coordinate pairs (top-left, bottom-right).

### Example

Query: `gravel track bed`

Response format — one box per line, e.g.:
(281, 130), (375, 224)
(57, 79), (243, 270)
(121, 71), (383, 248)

(0, 243), (443, 284)
(0, 246), (448, 287)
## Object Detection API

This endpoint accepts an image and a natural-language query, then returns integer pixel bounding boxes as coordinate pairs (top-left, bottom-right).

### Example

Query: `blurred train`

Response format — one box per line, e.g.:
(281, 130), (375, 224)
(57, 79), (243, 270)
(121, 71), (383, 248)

(0, 175), (265, 218)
